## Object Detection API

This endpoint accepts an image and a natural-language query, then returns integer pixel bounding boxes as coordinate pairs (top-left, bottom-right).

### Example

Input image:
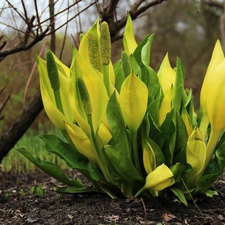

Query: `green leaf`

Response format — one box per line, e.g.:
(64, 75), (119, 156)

(97, 180), (125, 198)
(133, 34), (160, 103)
(170, 187), (188, 207)
(129, 54), (142, 80)
(147, 92), (163, 127)
(133, 33), (154, 65)
(17, 148), (84, 187)
(173, 111), (188, 164)
(113, 59), (124, 92)
(104, 145), (143, 185)
(205, 190), (218, 197)
(141, 34), (154, 68)
(40, 134), (104, 181)
(170, 163), (186, 182)
(146, 111), (164, 149)
(173, 58), (187, 111)
(146, 137), (165, 167)
(107, 92), (131, 159)
(56, 186), (102, 194)
(160, 109), (176, 166)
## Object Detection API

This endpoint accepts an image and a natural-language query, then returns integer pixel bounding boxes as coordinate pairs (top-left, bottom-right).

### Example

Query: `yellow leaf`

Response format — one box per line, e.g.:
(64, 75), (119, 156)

(200, 40), (224, 135)
(157, 53), (175, 94)
(74, 52), (109, 133)
(158, 86), (173, 126)
(120, 72), (148, 132)
(123, 14), (137, 55)
(186, 127), (206, 181)
(145, 164), (175, 191)
(143, 139), (156, 174)
(37, 56), (73, 129)
(65, 122), (98, 165)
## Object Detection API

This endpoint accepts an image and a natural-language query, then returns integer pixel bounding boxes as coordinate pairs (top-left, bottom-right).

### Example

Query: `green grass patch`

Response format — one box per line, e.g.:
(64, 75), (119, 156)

(1, 125), (69, 174)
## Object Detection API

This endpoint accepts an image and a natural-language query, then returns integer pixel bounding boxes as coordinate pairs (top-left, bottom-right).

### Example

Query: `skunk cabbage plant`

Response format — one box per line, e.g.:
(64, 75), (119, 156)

(18, 14), (225, 206)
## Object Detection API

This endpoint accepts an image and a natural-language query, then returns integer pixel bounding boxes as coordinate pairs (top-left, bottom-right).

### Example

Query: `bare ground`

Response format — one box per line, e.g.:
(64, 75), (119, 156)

(0, 169), (225, 225)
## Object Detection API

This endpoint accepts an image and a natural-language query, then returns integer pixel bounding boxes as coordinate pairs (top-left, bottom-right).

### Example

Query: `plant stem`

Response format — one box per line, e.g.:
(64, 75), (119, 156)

(131, 131), (142, 176)
(102, 64), (110, 97)
(87, 115), (113, 183)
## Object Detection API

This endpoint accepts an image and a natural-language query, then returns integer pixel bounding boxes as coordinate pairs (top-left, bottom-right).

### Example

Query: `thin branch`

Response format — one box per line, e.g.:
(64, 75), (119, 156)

(132, 0), (146, 11)
(101, 0), (120, 24)
(59, 0), (70, 60)
(21, 0), (29, 22)
(109, 0), (168, 42)
(131, 0), (168, 19)
(47, 0), (98, 35)
(0, 27), (49, 61)
(34, 0), (43, 33)
(5, 0), (26, 23)
(33, 0), (82, 28)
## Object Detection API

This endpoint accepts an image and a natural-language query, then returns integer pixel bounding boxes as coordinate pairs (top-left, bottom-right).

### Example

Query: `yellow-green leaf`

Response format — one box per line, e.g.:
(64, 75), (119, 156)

(123, 14), (137, 55)
(65, 122), (98, 165)
(157, 53), (176, 94)
(186, 127), (206, 182)
(75, 52), (108, 133)
(200, 40), (224, 135)
(145, 163), (175, 191)
(120, 72), (148, 132)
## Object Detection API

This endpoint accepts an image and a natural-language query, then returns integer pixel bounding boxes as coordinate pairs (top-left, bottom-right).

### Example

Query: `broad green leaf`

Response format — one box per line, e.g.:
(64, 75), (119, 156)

(104, 145), (143, 184)
(133, 33), (154, 64)
(133, 34), (160, 102)
(17, 148), (84, 187)
(173, 111), (188, 164)
(147, 90), (163, 126)
(146, 113), (164, 149)
(40, 134), (104, 182)
(107, 92), (130, 158)
(113, 59), (124, 92)
(146, 137), (165, 167)
(173, 58), (187, 111)
(129, 54), (142, 80)
(160, 109), (176, 166)
(170, 163), (186, 182)
(141, 34), (154, 68)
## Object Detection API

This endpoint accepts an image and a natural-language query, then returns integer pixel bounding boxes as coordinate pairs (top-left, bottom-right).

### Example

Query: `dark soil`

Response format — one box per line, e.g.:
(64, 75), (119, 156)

(0, 169), (225, 225)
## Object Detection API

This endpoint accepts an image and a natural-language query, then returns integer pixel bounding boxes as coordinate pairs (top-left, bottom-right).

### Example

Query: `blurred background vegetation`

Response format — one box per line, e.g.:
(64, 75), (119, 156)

(0, 0), (224, 173)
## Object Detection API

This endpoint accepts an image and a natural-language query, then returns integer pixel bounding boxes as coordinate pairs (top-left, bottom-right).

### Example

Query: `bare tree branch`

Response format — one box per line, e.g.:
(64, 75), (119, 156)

(108, 0), (168, 42)
(0, 87), (10, 121)
(203, 0), (223, 9)
(0, 27), (49, 61)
